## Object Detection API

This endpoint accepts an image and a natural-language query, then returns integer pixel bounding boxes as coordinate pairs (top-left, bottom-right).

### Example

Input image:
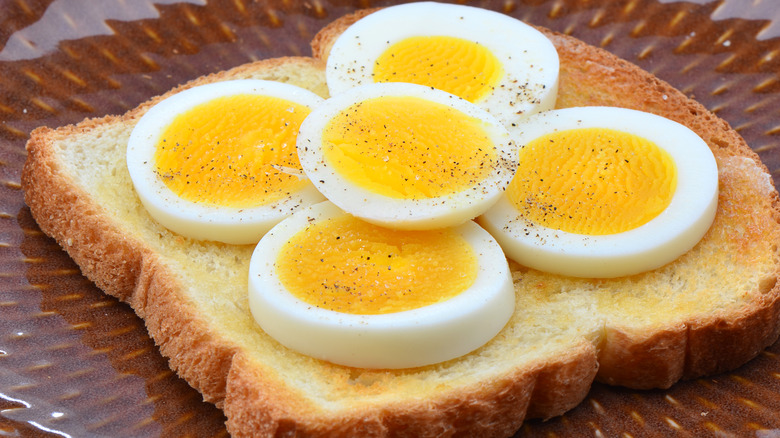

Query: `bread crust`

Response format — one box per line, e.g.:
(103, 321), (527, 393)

(21, 10), (780, 438)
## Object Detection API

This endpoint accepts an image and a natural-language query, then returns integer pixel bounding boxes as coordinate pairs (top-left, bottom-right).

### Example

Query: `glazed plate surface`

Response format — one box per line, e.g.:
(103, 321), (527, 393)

(1, 0), (780, 436)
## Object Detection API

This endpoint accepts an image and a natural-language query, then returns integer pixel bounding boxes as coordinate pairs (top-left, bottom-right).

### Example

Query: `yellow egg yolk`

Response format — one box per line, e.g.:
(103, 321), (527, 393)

(372, 36), (504, 103)
(321, 96), (498, 199)
(276, 215), (478, 315)
(154, 94), (310, 209)
(507, 128), (677, 235)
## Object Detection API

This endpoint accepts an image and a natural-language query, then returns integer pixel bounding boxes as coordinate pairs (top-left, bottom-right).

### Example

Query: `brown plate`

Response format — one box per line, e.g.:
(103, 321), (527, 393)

(2, 0), (780, 436)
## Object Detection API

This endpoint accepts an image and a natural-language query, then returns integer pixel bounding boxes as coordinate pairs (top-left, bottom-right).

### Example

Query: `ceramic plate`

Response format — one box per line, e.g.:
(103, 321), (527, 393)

(1, 0), (779, 436)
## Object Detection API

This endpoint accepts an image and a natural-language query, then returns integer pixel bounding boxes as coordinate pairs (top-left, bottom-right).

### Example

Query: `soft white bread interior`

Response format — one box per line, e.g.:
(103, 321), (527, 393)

(22, 9), (780, 438)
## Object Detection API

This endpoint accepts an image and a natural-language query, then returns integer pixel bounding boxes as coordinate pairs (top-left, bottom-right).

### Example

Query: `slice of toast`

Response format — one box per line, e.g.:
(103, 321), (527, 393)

(22, 10), (780, 438)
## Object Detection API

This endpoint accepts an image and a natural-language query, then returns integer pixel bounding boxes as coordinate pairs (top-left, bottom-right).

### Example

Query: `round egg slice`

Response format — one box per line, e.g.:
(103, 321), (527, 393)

(248, 201), (515, 369)
(297, 82), (518, 230)
(480, 106), (719, 278)
(325, 1), (559, 129)
(127, 79), (326, 244)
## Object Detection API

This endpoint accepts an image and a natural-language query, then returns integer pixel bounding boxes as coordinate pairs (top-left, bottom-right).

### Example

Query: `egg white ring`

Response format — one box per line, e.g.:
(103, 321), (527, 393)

(325, 1), (560, 128)
(248, 201), (515, 369)
(127, 80), (326, 245)
(297, 82), (519, 230)
(480, 107), (719, 278)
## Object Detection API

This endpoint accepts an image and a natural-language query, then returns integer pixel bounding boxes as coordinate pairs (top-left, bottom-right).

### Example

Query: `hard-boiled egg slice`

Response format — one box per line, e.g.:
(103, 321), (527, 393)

(480, 107), (719, 278)
(127, 79), (326, 244)
(248, 201), (514, 369)
(325, 1), (559, 129)
(297, 82), (518, 230)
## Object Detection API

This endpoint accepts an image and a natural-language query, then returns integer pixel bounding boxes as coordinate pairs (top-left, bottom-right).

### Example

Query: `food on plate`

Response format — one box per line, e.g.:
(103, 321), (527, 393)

(126, 79), (325, 244)
(20, 3), (780, 437)
(247, 200), (514, 368)
(324, 1), (559, 128)
(480, 106), (719, 278)
(297, 81), (517, 229)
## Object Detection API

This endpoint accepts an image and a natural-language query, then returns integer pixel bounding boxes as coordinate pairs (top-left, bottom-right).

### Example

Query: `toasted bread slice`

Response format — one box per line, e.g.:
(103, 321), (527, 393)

(22, 10), (780, 438)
